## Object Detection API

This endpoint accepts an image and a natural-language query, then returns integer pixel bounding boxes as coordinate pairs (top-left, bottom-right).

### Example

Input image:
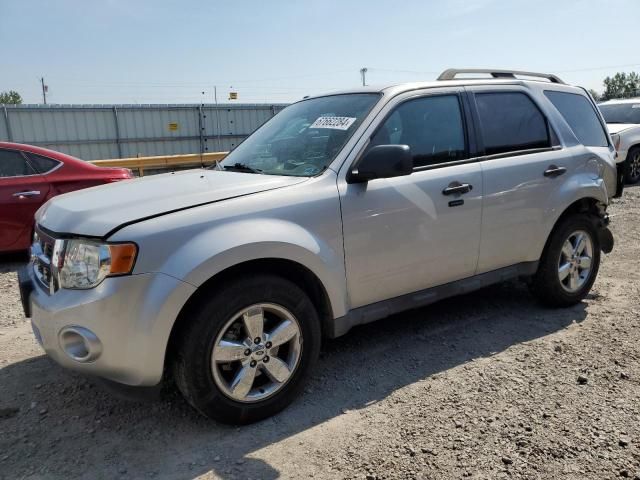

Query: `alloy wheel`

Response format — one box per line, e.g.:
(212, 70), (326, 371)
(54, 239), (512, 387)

(211, 303), (302, 403)
(558, 230), (594, 293)
(629, 151), (640, 182)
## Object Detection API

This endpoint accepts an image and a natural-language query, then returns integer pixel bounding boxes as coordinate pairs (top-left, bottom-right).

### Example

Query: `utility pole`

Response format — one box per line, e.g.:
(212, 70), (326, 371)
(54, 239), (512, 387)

(40, 77), (48, 104)
(200, 91), (207, 164)
(360, 68), (368, 87)
(214, 86), (222, 152)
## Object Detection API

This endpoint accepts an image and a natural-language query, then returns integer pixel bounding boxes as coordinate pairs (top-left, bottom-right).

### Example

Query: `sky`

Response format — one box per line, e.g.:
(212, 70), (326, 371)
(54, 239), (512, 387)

(2, 0), (640, 105)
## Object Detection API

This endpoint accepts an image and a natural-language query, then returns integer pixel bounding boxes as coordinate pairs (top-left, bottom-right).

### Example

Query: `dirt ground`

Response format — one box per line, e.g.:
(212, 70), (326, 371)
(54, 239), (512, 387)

(1, 186), (639, 480)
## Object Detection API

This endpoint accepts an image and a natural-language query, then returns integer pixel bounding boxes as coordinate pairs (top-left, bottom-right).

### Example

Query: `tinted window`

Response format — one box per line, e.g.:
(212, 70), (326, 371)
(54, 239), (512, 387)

(27, 153), (61, 173)
(476, 92), (550, 155)
(545, 91), (608, 147)
(369, 95), (466, 167)
(0, 150), (36, 178)
(598, 102), (640, 125)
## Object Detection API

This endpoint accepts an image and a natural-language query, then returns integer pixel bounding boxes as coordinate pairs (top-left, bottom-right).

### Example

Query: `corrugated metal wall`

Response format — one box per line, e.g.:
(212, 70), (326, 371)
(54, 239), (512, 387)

(0, 103), (287, 160)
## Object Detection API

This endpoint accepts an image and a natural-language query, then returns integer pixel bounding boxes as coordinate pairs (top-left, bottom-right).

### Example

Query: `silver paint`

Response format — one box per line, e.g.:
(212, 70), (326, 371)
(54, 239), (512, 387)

(30, 77), (616, 387)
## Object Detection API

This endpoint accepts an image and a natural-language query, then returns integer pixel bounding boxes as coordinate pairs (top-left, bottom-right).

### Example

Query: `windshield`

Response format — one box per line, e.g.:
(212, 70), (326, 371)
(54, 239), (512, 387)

(599, 102), (640, 124)
(217, 93), (380, 176)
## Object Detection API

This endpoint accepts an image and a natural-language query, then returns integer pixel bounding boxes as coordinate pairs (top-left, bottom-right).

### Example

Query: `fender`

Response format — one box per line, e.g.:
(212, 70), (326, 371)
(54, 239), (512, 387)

(131, 217), (348, 319)
(536, 175), (609, 257)
(179, 219), (348, 318)
(109, 172), (348, 318)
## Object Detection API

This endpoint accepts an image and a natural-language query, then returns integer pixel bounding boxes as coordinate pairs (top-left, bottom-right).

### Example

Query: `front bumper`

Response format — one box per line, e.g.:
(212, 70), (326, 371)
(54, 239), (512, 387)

(22, 264), (196, 386)
(615, 161), (625, 198)
(18, 266), (33, 318)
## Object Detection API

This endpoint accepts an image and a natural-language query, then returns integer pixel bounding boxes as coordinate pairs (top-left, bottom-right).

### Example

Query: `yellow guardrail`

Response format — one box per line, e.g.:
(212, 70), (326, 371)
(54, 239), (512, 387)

(91, 152), (229, 176)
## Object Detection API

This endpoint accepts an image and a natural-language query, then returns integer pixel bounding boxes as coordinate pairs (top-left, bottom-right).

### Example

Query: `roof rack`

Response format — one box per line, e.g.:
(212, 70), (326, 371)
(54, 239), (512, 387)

(437, 68), (565, 84)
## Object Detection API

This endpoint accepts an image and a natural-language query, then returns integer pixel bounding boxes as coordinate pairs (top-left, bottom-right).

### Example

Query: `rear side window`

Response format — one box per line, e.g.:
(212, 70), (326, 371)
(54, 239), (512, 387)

(27, 153), (61, 174)
(544, 91), (608, 147)
(369, 94), (467, 168)
(475, 92), (550, 155)
(0, 149), (37, 178)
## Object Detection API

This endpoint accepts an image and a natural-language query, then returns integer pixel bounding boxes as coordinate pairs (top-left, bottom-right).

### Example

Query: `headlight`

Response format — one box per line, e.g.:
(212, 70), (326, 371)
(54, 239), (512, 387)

(58, 239), (137, 289)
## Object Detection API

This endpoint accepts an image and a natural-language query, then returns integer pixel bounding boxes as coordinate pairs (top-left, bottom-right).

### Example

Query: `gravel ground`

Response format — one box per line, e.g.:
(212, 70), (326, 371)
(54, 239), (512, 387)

(1, 187), (639, 480)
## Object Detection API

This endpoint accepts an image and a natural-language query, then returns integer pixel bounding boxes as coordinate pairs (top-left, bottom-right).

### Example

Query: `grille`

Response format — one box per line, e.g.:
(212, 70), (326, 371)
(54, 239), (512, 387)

(32, 228), (59, 294)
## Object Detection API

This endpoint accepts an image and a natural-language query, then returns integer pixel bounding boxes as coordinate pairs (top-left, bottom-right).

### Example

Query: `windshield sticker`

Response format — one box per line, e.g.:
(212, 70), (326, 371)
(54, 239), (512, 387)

(633, 104), (640, 109)
(310, 116), (357, 130)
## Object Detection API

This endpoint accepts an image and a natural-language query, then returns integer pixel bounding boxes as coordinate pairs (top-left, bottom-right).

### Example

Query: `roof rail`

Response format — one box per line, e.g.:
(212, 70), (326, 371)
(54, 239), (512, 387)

(437, 68), (565, 84)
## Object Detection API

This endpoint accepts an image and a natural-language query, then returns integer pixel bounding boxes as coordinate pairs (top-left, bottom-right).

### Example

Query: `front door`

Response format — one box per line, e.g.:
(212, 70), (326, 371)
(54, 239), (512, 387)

(338, 90), (483, 309)
(0, 149), (50, 251)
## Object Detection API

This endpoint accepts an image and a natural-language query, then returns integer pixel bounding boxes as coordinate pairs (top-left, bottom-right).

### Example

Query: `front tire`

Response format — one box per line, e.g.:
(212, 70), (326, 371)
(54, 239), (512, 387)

(172, 274), (321, 424)
(530, 214), (600, 307)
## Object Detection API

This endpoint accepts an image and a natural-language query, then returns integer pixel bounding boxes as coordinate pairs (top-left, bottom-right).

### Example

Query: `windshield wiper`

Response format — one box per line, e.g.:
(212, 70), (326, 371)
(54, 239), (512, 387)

(222, 163), (263, 174)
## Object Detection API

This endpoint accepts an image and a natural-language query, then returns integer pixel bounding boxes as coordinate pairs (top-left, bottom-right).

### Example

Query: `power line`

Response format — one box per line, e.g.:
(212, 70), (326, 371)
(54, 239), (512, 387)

(43, 69), (354, 88)
(18, 62), (640, 104)
(554, 62), (640, 74)
(367, 63), (640, 76)
(367, 67), (440, 75)
(51, 83), (323, 93)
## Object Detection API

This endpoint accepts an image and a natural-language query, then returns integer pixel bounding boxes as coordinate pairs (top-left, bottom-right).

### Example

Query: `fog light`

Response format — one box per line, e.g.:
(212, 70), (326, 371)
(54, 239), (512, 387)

(59, 326), (102, 362)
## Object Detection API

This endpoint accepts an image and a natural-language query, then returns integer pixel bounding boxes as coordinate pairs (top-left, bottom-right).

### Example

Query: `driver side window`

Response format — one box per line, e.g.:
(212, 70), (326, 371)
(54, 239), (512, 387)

(369, 95), (467, 168)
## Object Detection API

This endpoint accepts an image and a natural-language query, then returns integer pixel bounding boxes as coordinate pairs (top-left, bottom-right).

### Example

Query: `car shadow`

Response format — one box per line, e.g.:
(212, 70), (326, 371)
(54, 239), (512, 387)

(0, 252), (28, 272)
(0, 267), (589, 479)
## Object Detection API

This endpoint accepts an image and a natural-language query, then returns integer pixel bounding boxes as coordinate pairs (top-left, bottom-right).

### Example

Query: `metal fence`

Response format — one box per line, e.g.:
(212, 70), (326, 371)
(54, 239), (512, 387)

(0, 103), (288, 160)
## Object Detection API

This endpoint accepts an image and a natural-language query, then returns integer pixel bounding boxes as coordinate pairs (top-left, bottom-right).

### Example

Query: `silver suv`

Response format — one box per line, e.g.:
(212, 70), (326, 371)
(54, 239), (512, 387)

(19, 69), (618, 423)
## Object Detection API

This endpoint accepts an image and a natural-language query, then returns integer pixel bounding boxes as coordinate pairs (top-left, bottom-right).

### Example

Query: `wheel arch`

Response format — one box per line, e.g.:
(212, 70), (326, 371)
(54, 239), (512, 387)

(627, 143), (640, 154)
(624, 143), (640, 174)
(164, 257), (334, 373)
(552, 196), (603, 226)
(540, 196), (606, 261)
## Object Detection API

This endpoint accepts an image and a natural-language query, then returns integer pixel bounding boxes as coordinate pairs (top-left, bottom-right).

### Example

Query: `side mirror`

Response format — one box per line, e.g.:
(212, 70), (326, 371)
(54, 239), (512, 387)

(347, 144), (413, 184)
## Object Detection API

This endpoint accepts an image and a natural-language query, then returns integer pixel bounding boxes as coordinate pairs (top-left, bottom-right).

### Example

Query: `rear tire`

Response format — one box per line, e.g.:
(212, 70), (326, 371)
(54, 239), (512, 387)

(172, 274), (321, 424)
(530, 214), (600, 307)
(624, 146), (640, 184)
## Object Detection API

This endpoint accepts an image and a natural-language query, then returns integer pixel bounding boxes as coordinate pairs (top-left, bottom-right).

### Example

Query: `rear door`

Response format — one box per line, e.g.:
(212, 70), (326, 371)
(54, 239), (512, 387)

(466, 86), (570, 273)
(0, 149), (51, 251)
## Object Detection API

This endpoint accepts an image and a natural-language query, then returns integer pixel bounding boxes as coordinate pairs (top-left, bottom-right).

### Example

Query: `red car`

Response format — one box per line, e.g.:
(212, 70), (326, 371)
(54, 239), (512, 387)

(0, 142), (132, 253)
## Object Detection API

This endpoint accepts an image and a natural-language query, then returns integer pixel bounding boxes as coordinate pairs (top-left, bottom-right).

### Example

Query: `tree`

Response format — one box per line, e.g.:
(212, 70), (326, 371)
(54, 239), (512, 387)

(588, 89), (601, 102)
(602, 72), (640, 100)
(0, 90), (23, 104)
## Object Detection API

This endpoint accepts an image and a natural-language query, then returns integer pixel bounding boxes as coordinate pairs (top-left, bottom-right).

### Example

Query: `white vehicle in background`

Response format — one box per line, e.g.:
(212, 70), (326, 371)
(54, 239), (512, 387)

(599, 99), (640, 184)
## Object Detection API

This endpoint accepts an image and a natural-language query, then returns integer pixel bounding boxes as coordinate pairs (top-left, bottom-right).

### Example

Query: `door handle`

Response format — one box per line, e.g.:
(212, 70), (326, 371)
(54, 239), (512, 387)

(442, 182), (472, 196)
(543, 165), (567, 178)
(12, 190), (40, 198)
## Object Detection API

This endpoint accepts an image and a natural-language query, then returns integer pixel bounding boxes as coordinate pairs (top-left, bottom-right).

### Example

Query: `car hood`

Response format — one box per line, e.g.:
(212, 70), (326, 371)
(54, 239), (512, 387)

(36, 168), (308, 237)
(606, 123), (640, 134)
